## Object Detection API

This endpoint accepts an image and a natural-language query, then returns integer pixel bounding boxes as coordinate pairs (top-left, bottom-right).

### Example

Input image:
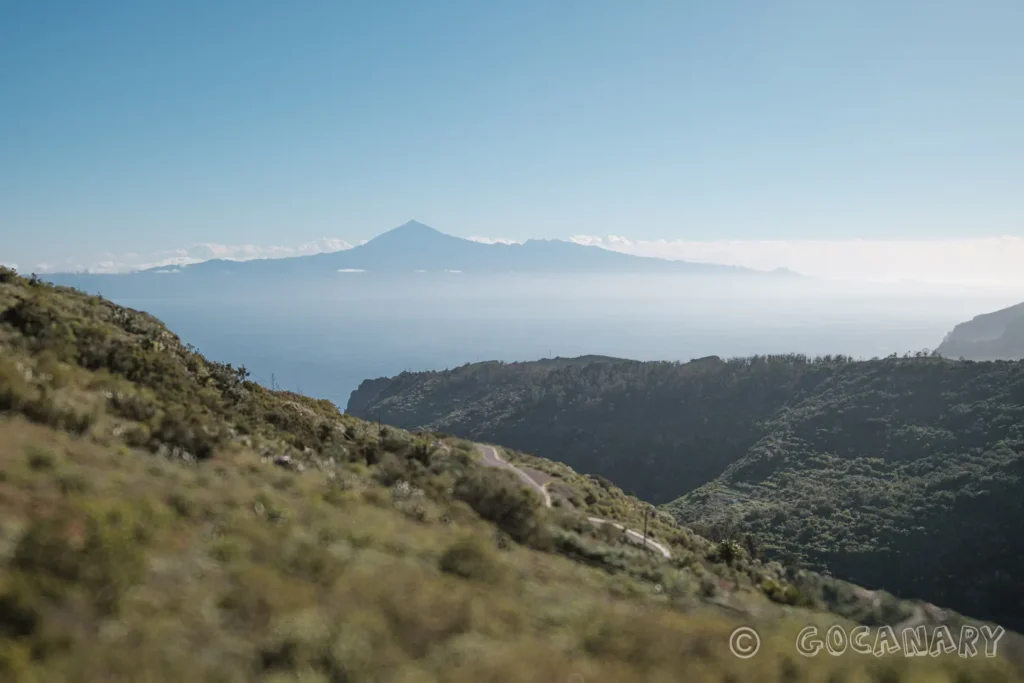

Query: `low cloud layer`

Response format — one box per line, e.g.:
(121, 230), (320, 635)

(31, 238), (357, 274)
(467, 236), (521, 245)
(571, 234), (1024, 287)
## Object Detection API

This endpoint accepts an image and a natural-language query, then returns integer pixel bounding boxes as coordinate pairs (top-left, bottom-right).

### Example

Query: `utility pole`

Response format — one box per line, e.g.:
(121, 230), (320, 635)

(377, 412), (382, 439)
(642, 506), (650, 553)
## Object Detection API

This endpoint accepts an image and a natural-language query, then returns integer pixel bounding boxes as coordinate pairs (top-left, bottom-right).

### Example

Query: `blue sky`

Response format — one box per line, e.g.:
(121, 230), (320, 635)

(2, 1), (1023, 276)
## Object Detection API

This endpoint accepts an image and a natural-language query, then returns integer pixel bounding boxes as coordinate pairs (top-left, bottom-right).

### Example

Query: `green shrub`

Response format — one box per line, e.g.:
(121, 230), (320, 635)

(439, 535), (504, 583)
(762, 578), (812, 607)
(707, 539), (743, 566)
(0, 642), (33, 682)
(0, 358), (37, 412)
(25, 444), (57, 471)
(380, 433), (409, 455)
(361, 487), (391, 508)
(12, 503), (147, 615)
(594, 520), (626, 545)
(107, 390), (158, 422)
(408, 438), (434, 465)
(373, 451), (407, 485)
(17, 391), (95, 436)
(150, 406), (225, 459)
(57, 472), (90, 495)
(453, 468), (549, 547)
(0, 265), (20, 283)
(259, 609), (331, 672)
(1, 297), (63, 342)
(0, 582), (41, 640)
(361, 441), (381, 465)
(167, 491), (198, 518)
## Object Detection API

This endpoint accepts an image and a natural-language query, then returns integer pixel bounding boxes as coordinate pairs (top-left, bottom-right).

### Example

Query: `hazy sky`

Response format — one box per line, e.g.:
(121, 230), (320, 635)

(2, 1), (1023, 279)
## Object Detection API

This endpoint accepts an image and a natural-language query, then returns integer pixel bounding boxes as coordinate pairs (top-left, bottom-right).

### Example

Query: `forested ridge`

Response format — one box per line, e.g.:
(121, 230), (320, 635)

(348, 353), (1024, 629)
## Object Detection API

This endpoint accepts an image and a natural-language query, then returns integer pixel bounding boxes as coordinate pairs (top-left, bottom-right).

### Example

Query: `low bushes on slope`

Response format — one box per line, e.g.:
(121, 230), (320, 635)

(0, 267), (1021, 681)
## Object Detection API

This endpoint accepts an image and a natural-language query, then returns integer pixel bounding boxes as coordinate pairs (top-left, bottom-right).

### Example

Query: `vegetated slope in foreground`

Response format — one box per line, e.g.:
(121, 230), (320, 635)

(0, 269), (1020, 682)
(936, 300), (1024, 360)
(347, 353), (1024, 631)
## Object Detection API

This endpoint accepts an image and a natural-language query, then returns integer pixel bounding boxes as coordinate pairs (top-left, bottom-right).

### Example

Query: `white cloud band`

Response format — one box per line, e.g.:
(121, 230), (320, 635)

(33, 238), (355, 274)
(467, 236), (521, 245)
(570, 234), (1024, 287)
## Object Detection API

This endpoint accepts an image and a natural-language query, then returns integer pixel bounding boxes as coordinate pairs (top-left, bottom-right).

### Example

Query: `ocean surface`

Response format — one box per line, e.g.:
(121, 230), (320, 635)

(107, 273), (1024, 409)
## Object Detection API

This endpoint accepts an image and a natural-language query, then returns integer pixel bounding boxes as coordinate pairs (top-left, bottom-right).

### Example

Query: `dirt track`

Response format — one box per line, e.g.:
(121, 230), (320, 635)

(476, 444), (671, 559)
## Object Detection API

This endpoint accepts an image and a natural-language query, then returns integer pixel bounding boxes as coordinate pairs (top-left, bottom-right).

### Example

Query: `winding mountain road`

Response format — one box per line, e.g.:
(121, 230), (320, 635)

(478, 444), (552, 507)
(476, 444), (672, 559)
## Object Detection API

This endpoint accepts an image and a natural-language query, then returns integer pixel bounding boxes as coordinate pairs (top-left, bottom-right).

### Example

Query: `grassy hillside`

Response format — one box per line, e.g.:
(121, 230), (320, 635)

(346, 353), (1024, 631)
(2, 267), (1021, 682)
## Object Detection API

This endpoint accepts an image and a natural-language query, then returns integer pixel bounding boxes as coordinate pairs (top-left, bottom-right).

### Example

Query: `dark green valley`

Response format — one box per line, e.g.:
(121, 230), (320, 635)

(348, 353), (1024, 630)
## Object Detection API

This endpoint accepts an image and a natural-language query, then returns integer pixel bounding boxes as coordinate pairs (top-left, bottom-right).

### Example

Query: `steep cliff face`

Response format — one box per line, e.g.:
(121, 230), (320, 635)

(937, 301), (1024, 360)
(346, 375), (401, 416)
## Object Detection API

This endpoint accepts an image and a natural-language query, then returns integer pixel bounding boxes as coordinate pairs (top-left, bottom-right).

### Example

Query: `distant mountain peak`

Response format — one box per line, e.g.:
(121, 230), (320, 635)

(395, 219), (441, 234)
(399, 219), (431, 228)
(365, 220), (452, 245)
